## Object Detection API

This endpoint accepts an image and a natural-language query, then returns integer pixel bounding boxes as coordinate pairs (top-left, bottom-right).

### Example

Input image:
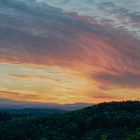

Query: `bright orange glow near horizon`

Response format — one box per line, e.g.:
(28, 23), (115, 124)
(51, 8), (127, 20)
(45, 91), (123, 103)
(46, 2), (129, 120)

(0, 0), (140, 104)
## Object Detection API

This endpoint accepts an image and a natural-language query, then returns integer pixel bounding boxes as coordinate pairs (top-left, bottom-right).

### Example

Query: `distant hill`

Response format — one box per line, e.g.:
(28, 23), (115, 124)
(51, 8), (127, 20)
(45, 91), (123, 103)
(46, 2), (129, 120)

(0, 101), (140, 140)
(0, 99), (93, 110)
(0, 108), (66, 115)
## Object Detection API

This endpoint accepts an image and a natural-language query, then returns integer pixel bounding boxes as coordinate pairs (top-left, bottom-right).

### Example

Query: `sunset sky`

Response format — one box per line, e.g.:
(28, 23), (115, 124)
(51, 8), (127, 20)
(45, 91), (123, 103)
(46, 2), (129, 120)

(0, 0), (140, 104)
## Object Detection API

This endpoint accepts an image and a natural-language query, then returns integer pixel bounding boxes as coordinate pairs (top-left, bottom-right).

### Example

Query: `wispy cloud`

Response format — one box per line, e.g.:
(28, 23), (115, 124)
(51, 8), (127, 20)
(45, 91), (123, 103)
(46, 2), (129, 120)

(93, 72), (140, 88)
(0, 90), (42, 102)
(9, 74), (48, 80)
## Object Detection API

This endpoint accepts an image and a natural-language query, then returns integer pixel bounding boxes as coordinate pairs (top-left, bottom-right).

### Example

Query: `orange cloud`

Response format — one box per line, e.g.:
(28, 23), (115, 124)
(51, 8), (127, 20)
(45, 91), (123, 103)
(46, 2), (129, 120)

(9, 74), (48, 80)
(0, 90), (42, 102)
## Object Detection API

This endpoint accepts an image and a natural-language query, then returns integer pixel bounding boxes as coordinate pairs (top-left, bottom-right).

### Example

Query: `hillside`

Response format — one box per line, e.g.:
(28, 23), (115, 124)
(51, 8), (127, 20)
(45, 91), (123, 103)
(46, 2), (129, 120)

(0, 101), (140, 140)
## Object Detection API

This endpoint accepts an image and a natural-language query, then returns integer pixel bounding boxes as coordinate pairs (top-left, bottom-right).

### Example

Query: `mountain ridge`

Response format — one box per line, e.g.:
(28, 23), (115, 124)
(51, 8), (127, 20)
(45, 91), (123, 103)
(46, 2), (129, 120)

(0, 98), (93, 110)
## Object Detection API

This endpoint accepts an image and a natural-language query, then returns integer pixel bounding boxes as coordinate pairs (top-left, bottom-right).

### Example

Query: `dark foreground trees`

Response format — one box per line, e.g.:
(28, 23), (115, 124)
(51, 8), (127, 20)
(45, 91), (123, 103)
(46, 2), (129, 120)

(127, 128), (140, 140)
(0, 101), (140, 140)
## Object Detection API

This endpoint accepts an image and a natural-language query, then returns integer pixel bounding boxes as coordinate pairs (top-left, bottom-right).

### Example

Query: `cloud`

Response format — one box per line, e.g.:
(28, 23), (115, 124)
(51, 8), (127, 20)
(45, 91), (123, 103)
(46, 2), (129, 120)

(0, 0), (140, 71)
(0, 0), (140, 103)
(93, 72), (140, 88)
(0, 90), (42, 102)
(43, 0), (140, 39)
(90, 92), (119, 100)
(9, 73), (48, 80)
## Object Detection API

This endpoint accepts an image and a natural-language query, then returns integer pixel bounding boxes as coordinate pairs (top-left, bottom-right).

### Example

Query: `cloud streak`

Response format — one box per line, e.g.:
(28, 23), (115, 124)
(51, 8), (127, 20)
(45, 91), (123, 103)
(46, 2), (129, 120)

(0, 90), (42, 102)
(9, 74), (48, 80)
(93, 72), (140, 88)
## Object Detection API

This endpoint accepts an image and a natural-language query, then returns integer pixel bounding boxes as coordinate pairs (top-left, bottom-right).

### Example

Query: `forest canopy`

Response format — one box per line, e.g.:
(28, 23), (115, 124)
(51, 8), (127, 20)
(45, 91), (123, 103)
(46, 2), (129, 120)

(0, 101), (140, 140)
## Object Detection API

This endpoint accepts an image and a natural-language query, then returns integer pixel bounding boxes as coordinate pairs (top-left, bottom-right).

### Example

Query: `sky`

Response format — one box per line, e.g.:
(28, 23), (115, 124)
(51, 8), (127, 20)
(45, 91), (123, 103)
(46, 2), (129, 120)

(0, 0), (140, 104)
